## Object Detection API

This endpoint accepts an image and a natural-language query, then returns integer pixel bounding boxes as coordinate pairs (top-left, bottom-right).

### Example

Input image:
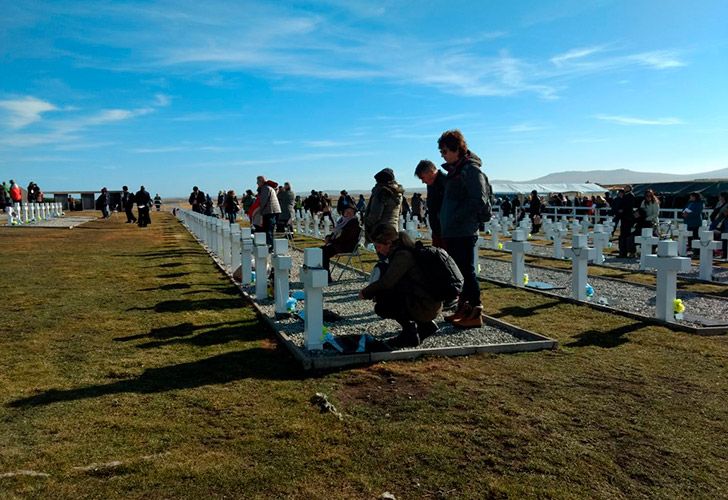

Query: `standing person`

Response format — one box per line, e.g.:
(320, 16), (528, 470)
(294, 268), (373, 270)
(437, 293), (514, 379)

(640, 189), (660, 234)
(618, 185), (636, 258)
(358, 225), (442, 348)
(223, 190), (240, 224)
(321, 193), (335, 223)
(682, 192), (705, 257)
(528, 190), (542, 233)
(9, 180), (22, 205)
(356, 194), (367, 213)
(135, 185), (152, 227)
(121, 186), (137, 223)
(276, 181), (295, 232)
(336, 190), (356, 215)
(256, 176), (281, 247)
(400, 193), (411, 221)
(96, 187), (110, 219)
(294, 194), (303, 219)
(414, 160), (447, 249)
(153, 193), (162, 211)
(217, 190), (225, 218)
(241, 189), (256, 213)
(437, 129), (488, 328)
(500, 197), (512, 218)
(611, 189), (624, 236)
(27, 182), (37, 203)
(189, 186), (205, 214)
(410, 193), (425, 223)
(364, 168), (404, 245)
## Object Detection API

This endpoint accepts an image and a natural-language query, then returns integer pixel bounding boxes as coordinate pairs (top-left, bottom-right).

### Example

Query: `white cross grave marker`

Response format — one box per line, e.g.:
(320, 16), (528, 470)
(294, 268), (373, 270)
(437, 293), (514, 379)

(254, 232), (269, 300)
(240, 227), (254, 284)
(692, 229), (719, 281)
(272, 239), (293, 315)
(505, 229), (531, 287)
(565, 234), (595, 300)
(300, 248), (328, 350)
(634, 228), (659, 271)
(645, 240), (691, 322)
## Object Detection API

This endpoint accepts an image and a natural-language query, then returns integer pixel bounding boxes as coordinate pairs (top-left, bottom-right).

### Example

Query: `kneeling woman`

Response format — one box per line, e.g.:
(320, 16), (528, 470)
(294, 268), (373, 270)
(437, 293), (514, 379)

(358, 225), (442, 348)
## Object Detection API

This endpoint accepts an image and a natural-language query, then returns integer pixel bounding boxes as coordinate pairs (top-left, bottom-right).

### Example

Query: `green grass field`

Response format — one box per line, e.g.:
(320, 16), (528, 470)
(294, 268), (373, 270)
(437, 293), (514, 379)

(1, 212), (727, 499)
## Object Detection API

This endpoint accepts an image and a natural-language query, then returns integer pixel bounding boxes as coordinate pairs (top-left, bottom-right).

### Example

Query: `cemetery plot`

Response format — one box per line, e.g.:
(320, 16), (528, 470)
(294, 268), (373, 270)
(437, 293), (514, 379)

(478, 256), (728, 330)
(175, 209), (556, 369)
(6, 214), (94, 229)
(248, 250), (556, 370)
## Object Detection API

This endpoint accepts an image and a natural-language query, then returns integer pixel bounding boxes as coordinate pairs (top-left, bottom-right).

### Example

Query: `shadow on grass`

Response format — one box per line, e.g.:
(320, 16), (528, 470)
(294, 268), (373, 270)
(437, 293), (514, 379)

(7, 347), (301, 408)
(139, 283), (192, 291)
(128, 298), (243, 313)
(114, 321), (240, 342)
(491, 300), (560, 318)
(158, 272), (189, 279)
(136, 321), (261, 349)
(565, 322), (645, 348)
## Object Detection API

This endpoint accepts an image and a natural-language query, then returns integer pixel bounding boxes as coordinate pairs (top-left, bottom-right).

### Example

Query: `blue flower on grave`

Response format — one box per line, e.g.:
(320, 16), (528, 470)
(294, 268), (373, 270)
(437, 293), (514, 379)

(585, 284), (595, 297)
(251, 271), (256, 284)
(286, 297), (298, 312)
(292, 290), (305, 301)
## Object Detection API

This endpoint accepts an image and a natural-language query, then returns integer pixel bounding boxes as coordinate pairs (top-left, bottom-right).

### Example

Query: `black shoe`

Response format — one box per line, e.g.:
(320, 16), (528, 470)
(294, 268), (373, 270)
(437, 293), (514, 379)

(416, 321), (439, 341)
(387, 322), (420, 349)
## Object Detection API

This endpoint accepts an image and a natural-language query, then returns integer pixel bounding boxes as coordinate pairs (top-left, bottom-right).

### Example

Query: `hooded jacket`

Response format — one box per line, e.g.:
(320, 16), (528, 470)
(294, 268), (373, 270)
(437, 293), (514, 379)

(364, 169), (404, 244)
(440, 151), (487, 238)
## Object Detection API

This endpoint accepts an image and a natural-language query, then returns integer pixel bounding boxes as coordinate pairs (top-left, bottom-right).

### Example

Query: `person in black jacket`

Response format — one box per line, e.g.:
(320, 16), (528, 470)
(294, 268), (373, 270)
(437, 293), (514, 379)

(121, 185), (136, 223)
(618, 185), (636, 257)
(96, 187), (110, 219)
(188, 186), (205, 214)
(135, 185), (152, 227)
(528, 190), (542, 233)
(414, 159), (447, 249)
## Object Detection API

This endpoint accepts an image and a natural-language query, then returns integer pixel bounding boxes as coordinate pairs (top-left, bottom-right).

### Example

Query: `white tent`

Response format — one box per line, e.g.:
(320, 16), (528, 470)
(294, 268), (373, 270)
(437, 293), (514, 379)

(491, 182), (606, 195)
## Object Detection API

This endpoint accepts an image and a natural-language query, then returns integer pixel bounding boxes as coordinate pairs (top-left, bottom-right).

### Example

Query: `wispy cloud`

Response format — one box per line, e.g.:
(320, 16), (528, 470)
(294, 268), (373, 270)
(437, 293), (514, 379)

(550, 46), (607, 66)
(0, 96), (57, 129)
(594, 114), (684, 126)
(508, 122), (547, 133)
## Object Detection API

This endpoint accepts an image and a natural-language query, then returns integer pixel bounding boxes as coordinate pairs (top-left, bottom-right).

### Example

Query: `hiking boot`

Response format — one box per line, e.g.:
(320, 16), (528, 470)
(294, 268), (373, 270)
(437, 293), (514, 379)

(453, 305), (484, 329)
(444, 302), (471, 323)
(416, 321), (439, 341)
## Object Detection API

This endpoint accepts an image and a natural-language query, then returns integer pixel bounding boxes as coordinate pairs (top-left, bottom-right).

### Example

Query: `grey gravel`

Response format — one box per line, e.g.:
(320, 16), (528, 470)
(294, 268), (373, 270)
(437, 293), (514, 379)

(246, 250), (523, 352)
(478, 256), (728, 327)
(484, 234), (728, 282)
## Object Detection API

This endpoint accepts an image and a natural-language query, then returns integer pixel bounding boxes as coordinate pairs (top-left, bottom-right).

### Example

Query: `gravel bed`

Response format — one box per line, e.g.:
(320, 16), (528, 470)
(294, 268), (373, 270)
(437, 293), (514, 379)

(482, 235), (728, 282)
(479, 257), (728, 327)
(247, 250), (523, 353)
(7, 215), (94, 229)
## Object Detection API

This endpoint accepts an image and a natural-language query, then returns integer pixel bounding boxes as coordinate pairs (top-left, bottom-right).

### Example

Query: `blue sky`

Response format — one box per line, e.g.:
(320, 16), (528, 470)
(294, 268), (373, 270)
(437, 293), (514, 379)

(1, 0), (727, 196)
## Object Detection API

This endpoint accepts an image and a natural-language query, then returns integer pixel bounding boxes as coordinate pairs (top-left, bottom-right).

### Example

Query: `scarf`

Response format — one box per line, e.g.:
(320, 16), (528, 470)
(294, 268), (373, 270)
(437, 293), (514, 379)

(332, 214), (355, 239)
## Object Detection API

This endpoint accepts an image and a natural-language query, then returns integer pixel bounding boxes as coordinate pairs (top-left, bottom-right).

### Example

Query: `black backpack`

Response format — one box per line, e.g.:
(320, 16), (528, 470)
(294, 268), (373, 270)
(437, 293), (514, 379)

(478, 170), (493, 223)
(410, 241), (464, 302)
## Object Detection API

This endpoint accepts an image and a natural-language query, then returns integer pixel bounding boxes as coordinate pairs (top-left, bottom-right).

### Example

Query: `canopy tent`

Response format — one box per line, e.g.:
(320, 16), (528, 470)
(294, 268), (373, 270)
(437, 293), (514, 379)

(491, 182), (606, 196)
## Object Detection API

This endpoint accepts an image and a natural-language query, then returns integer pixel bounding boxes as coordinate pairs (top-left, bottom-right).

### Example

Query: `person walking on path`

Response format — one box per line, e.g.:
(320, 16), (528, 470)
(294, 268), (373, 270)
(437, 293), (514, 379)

(256, 176), (281, 247)
(437, 129), (489, 328)
(135, 186), (152, 227)
(121, 186), (137, 223)
(96, 187), (110, 219)
(153, 194), (162, 211)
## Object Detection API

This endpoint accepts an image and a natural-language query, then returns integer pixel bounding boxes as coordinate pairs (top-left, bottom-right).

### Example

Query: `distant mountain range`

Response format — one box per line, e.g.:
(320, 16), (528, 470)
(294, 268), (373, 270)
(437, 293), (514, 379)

(501, 167), (728, 185)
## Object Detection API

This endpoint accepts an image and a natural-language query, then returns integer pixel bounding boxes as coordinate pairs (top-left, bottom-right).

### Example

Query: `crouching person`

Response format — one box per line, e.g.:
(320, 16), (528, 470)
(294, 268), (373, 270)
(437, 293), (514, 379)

(358, 225), (442, 348)
(322, 206), (361, 283)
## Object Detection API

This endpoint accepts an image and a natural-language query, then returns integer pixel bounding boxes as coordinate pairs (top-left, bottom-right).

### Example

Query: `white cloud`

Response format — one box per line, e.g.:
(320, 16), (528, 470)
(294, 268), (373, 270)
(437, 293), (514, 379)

(509, 122), (547, 133)
(550, 46), (606, 66)
(0, 96), (57, 129)
(628, 51), (686, 69)
(594, 114), (684, 126)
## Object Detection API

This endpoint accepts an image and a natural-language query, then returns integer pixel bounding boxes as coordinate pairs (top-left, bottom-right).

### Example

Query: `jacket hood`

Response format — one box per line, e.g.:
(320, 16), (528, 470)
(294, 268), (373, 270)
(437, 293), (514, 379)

(374, 168), (395, 183)
(264, 180), (279, 189)
(442, 150), (482, 172)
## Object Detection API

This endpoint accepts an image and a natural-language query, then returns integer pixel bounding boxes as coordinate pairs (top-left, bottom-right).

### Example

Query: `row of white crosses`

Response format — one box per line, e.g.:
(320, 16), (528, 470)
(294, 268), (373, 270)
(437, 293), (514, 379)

(6, 202), (64, 226)
(177, 208), (328, 350)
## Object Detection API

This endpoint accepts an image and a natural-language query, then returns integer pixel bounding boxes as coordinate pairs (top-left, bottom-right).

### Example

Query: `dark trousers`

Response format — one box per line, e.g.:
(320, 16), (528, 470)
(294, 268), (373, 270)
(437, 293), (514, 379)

(444, 235), (481, 307)
(263, 213), (277, 247)
(138, 206), (151, 227)
(618, 219), (635, 256)
(125, 206), (137, 223)
(321, 244), (337, 279)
